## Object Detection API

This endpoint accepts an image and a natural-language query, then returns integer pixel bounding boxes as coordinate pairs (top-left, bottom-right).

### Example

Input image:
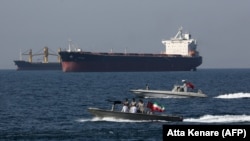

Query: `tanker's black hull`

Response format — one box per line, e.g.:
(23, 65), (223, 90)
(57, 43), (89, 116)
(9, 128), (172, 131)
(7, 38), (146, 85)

(14, 60), (61, 70)
(59, 51), (202, 72)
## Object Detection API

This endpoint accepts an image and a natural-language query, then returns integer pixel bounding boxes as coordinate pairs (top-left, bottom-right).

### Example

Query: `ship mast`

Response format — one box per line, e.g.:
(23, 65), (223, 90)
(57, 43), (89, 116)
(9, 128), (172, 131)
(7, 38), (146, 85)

(174, 26), (183, 39)
(43, 47), (49, 63)
(68, 39), (72, 52)
(19, 47), (60, 63)
(58, 48), (61, 62)
(66, 39), (81, 52)
(19, 49), (22, 60)
(28, 49), (32, 62)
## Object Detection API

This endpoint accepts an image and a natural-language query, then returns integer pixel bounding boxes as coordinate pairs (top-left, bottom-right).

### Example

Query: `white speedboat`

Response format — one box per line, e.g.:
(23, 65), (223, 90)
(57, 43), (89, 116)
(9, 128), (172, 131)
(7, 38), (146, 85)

(130, 85), (207, 98)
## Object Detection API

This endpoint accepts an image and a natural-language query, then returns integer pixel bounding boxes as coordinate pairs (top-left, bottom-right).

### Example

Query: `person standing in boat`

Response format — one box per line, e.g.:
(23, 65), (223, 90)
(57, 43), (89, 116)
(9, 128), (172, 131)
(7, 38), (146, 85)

(137, 99), (144, 113)
(129, 98), (137, 113)
(182, 80), (188, 92)
(145, 84), (149, 90)
(182, 80), (195, 92)
(121, 98), (129, 112)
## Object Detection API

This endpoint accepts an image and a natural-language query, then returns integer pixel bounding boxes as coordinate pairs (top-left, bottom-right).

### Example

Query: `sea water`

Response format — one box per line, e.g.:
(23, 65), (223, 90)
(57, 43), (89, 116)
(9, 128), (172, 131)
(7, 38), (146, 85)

(0, 69), (250, 140)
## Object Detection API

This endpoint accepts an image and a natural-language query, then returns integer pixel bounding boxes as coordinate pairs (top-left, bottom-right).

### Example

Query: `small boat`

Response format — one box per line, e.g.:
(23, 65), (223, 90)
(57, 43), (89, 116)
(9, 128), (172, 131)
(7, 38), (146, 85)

(130, 81), (207, 98)
(87, 100), (183, 122)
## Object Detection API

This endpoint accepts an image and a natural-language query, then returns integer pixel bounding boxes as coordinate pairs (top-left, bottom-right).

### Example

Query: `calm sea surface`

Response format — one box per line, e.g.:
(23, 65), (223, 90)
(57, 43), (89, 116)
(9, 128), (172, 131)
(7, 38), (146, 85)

(0, 69), (250, 140)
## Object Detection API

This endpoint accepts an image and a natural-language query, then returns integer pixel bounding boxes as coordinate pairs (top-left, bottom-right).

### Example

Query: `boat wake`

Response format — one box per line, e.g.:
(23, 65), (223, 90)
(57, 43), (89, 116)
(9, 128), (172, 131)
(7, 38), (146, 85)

(214, 92), (250, 99)
(184, 114), (250, 123)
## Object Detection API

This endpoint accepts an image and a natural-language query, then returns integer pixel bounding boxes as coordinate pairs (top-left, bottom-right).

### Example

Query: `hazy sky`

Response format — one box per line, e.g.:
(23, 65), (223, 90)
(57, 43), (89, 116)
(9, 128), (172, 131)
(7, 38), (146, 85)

(1, 0), (250, 69)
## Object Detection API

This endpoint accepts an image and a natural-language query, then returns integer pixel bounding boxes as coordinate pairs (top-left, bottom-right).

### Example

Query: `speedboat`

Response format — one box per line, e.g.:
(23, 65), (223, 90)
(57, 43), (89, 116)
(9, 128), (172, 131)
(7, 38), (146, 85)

(130, 84), (207, 98)
(87, 100), (183, 122)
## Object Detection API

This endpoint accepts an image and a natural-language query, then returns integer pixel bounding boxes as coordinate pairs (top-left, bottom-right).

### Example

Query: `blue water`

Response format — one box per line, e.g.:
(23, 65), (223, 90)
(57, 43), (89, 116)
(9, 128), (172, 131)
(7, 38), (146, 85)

(0, 69), (250, 140)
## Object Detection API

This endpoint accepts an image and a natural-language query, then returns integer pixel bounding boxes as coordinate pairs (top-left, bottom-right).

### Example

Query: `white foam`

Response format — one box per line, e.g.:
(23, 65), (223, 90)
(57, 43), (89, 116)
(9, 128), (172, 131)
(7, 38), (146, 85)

(214, 92), (250, 99)
(184, 114), (250, 123)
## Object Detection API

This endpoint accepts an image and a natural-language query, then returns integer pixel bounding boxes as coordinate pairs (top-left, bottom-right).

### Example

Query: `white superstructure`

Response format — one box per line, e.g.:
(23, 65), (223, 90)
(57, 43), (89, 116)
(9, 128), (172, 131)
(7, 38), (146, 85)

(162, 27), (199, 56)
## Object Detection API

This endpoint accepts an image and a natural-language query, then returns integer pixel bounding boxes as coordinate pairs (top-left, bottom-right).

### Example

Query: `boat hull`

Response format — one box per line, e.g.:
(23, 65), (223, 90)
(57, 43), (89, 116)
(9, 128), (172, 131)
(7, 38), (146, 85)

(14, 60), (61, 70)
(130, 89), (207, 98)
(87, 107), (183, 121)
(59, 52), (202, 72)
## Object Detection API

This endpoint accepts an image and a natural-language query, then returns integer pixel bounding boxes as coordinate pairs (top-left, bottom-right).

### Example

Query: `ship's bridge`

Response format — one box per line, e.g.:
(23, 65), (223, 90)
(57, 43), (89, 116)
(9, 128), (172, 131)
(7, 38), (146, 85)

(162, 27), (198, 56)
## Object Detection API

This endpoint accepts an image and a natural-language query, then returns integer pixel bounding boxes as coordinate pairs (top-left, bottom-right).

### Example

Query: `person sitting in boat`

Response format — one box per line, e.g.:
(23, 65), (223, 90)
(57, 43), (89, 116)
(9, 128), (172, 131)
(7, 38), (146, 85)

(137, 99), (144, 113)
(121, 98), (129, 112)
(129, 98), (137, 113)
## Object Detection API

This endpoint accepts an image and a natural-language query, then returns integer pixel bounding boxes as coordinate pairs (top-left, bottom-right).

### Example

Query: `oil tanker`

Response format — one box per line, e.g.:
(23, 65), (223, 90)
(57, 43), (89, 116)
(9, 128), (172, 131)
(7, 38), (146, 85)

(14, 47), (62, 70)
(59, 27), (202, 72)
